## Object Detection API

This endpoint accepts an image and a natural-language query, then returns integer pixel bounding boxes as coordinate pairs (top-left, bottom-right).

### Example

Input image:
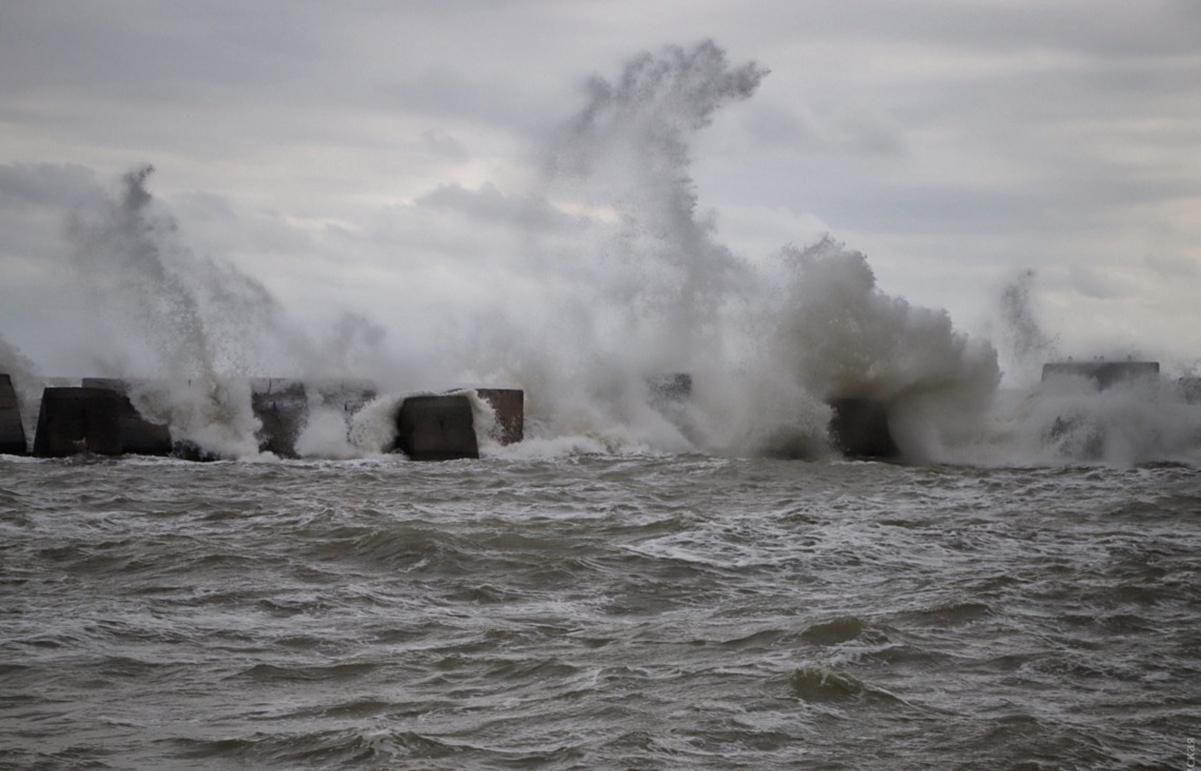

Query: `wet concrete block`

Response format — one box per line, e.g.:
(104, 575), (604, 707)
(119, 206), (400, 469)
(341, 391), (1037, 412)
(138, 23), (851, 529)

(828, 398), (898, 459)
(312, 380), (378, 415)
(33, 387), (125, 457)
(396, 394), (479, 460)
(1041, 361), (1160, 390)
(251, 378), (307, 458)
(80, 378), (172, 456)
(475, 388), (524, 445)
(0, 374), (28, 455)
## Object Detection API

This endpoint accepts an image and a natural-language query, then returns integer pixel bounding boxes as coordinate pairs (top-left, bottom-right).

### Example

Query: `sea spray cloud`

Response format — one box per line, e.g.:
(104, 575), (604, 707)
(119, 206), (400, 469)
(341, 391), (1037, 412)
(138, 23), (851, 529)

(1, 41), (1014, 462)
(995, 269), (1057, 386)
(548, 40), (767, 370)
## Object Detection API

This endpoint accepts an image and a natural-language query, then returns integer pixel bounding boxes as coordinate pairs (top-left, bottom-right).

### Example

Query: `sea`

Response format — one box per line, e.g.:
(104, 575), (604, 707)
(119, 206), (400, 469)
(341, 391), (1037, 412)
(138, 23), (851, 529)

(2, 451), (1198, 769)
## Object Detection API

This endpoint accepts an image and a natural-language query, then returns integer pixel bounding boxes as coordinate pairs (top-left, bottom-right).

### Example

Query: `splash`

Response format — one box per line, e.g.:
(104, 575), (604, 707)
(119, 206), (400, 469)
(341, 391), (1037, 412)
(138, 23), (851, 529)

(6, 40), (1194, 467)
(996, 269), (1057, 386)
(60, 166), (265, 457)
(0, 333), (40, 443)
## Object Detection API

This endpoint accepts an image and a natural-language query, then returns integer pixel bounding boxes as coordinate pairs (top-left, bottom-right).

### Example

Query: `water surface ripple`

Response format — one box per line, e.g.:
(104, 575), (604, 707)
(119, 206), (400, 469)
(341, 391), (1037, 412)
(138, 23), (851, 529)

(1, 456), (1198, 769)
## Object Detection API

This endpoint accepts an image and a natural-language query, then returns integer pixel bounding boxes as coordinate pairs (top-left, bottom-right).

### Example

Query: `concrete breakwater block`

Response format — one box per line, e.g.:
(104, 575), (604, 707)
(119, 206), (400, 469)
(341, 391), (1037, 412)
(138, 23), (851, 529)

(395, 394), (479, 460)
(0, 374), (28, 455)
(311, 380), (378, 414)
(251, 378), (307, 458)
(80, 379), (172, 456)
(1042, 361), (1160, 390)
(475, 388), (524, 445)
(828, 398), (898, 459)
(33, 387), (127, 457)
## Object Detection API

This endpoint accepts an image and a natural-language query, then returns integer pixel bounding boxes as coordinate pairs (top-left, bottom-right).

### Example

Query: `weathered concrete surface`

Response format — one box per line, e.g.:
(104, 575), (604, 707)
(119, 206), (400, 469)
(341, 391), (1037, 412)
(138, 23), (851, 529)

(828, 398), (898, 459)
(0, 374), (28, 455)
(311, 380), (378, 415)
(1042, 361), (1160, 390)
(251, 378), (307, 458)
(475, 388), (524, 445)
(396, 394), (479, 460)
(80, 378), (172, 456)
(33, 387), (126, 457)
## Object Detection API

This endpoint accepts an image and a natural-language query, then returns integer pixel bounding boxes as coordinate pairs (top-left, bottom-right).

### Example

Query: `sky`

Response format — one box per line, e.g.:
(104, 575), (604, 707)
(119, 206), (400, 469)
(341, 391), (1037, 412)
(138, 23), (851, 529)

(1, 0), (1199, 379)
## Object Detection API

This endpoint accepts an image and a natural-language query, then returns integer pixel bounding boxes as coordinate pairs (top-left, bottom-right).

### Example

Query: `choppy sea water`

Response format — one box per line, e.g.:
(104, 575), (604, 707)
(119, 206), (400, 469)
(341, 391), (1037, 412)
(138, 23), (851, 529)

(1, 454), (1198, 770)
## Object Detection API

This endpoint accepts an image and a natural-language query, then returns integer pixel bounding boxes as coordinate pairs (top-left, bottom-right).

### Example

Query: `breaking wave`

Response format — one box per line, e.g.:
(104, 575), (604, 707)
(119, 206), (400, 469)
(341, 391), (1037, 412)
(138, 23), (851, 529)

(2, 41), (1197, 467)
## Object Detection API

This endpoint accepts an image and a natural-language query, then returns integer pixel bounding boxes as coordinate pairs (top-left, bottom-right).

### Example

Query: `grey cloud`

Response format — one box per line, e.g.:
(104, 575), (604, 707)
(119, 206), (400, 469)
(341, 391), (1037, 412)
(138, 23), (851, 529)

(421, 130), (470, 161)
(1144, 253), (1200, 278)
(414, 183), (586, 232)
(0, 163), (101, 207)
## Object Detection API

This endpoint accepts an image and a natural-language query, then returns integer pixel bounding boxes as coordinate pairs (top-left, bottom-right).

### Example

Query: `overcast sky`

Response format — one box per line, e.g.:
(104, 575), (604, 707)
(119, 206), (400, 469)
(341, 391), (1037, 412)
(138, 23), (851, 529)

(2, 1), (1199, 377)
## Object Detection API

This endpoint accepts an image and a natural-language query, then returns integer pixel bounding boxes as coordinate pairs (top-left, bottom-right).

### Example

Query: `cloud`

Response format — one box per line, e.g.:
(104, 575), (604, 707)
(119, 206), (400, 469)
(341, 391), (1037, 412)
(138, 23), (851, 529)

(0, 2), (1199, 371)
(414, 183), (585, 232)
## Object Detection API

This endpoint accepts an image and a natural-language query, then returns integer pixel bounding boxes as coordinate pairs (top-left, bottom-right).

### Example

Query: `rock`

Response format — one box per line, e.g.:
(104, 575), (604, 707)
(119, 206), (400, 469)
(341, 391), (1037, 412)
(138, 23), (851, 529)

(33, 387), (125, 457)
(395, 394), (479, 460)
(0, 374), (28, 455)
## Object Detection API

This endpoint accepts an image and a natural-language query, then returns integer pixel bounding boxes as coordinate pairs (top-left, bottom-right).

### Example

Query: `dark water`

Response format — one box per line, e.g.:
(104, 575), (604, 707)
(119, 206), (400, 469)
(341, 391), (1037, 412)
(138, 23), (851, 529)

(1, 454), (1198, 769)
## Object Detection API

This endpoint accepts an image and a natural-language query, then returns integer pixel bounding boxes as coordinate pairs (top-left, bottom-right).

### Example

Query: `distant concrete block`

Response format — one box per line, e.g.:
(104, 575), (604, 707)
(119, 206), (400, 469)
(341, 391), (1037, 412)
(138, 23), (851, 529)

(33, 387), (125, 457)
(828, 398), (898, 459)
(395, 394), (479, 460)
(475, 388), (524, 445)
(0, 374), (28, 455)
(80, 378), (171, 456)
(1041, 361), (1160, 390)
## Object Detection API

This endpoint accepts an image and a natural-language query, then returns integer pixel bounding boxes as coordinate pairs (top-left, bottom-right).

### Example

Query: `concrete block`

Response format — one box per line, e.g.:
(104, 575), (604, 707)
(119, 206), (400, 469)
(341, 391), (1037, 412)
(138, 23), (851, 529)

(0, 374), (28, 455)
(395, 394), (479, 460)
(33, 387), (125, 457)
(828, 398), (898, 459)
(80, 378), (172, 456)
(312, 379), (378, 414)
(1042, 361), (1160, 390)
(475, 388), (524, 445)
(251, 378), (307, 457)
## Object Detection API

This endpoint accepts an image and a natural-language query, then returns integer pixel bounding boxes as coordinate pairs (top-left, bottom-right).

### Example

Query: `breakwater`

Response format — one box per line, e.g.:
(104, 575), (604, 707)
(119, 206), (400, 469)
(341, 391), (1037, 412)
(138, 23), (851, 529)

(1, 376), (524, 461)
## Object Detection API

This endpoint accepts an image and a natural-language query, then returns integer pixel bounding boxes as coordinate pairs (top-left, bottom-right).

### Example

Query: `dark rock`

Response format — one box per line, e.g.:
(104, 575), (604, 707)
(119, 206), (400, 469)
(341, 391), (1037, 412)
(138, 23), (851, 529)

(80, 378), (172, 456)
(475, 388), (524, 445)
(0, 374), (28, 455)
(828, 398), (898, 459)
(33, 387), (125, 457)
(395, 394), (479, 460)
